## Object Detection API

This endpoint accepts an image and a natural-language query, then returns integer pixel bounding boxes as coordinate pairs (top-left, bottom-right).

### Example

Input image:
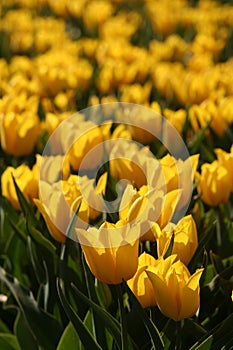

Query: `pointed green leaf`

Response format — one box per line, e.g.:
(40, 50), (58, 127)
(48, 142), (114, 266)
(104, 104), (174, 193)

(82, 254), (108, 349)
(192, 335), (213, 350)
(12, 175), (38, 227)
(57, 322), (82, 350)
(14, 312), (38, 350)
(57, 279), (102, 350)
(163, 232), (174, 259)
(66, 201), (82, 240)
(0, 334), (20, 350)
(189, 123), (210, 154)
(190, 314), (233, 350)
(71, 282), (122, 349)
(8, 216), (27, 243)
(188, 211), (216, 273)
(26, 218), (56, 255)
(0, 267), (62, 349)
(123, 281), (164, 350)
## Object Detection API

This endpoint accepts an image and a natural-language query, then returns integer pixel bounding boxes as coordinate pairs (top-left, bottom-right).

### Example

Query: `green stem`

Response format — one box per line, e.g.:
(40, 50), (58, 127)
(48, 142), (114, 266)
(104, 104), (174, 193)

(216, 207), (222, 247)
(116, 283), (128, 350)
(175, 321), (182, 350)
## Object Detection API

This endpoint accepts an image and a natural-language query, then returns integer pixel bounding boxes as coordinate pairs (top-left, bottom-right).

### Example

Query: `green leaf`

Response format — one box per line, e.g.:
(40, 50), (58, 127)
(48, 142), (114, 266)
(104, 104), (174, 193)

(71, 282), (122, 349)
(12, 176), (38, 227)
(0, 267), (63, 350)
(190, 314), (233, 350)
(0, 334), (20, 350)
(95, 280), (112, 308)
(0, 318), (10, 333)
(189, 123), (210, 154)
(57, 322), (81, 350)
(4, 231), (31, 287)
(163, 232), (174, 259)
(82, 254), (109, 349)
(65, 201), (82, 240)
(123, 281), (164, 350)
(27, 236), (46, 285)
(14, 312), (38, 350)
(188, 210), (216, 273)
(57, 279), (102, 350)
(210, 251), (225, 274)
(8, 216), (27, 243)
(192, 335), (213, 350)
(26, 218), (56, 255)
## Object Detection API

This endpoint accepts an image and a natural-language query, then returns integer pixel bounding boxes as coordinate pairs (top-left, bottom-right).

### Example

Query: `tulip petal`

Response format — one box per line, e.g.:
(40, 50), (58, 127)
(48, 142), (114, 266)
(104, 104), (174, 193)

(178, 269), (203, 321)
(146, 269), (178, 320)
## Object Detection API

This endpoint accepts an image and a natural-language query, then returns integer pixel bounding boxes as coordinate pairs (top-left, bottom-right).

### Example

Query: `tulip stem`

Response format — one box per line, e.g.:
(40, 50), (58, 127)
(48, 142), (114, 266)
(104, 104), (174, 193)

(216, 208), (222, 247)
(175, 321), (182, 350)
(117, 283), (128, 350)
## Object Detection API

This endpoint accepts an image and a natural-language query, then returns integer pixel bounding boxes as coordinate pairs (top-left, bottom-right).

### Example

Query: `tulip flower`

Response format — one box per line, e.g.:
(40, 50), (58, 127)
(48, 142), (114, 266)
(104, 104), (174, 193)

(196, 160), (232, 206)
(35, 154), (70, 185)
(34, 175), (89, 242)
(0, 94), (40, 157)
(119, 183), (181, 241)
(159, 154), (199, 210)
(77, 172), (107, 220)
(119, 103), (162, 144)
(76, 220), (140, 285)
(215, 147), (233, 192)
(119, 183), (165, 240)
(1, 164), (39, 211)
(146, 259), (203, 321)
(127, 252), (159, 308)
(50, 115), (104, 171)
(109, 139), (153, 188)
(156, 215), (198, 265)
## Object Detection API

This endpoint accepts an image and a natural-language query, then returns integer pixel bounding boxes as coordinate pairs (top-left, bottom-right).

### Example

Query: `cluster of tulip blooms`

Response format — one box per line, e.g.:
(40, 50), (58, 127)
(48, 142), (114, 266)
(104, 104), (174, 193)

(1, 0), (233, 334)
(2, 105), (232, 321)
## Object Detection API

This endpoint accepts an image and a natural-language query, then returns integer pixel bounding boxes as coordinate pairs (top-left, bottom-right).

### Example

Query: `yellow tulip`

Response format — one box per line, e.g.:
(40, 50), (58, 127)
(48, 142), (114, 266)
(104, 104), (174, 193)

(163, 108), (186, 134)
(146, 259), (203, 321)
(156, 189), (181, 230)
(76, 173), (107, 220)
(83, 0), (114, 32)
(196, 160), (231, 206)
(76, 220), (140, 285)
(119, 183), (165, 241)
(1, 164), (38, 211)
(159, 154), (199, 210)
(156, 215), (198, 265)
(121, 103), (162, 144)
(35, 154), (70, 185)
(127, 252), (158, 308)
(0, 94), (40, 157)
(215, 148), (233, 192)
(34, 175), (89, 242)
(109, 139), (153, 188)
(58, 117), (104, 171)
(119, 183), (181, 241)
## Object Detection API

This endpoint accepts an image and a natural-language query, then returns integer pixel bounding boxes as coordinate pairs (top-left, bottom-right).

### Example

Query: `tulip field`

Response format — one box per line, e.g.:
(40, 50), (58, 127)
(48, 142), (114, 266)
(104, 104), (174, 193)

(1, 0), (233, 349)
